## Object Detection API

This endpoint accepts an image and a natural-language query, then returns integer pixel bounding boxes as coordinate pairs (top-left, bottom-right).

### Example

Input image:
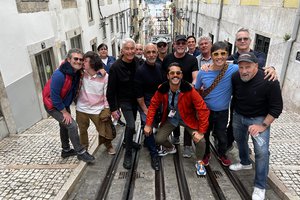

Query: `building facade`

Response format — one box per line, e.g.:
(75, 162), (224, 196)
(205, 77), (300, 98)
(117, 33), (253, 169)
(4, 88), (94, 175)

(173, 0), (300, 113)
(0, 0), (131, 139)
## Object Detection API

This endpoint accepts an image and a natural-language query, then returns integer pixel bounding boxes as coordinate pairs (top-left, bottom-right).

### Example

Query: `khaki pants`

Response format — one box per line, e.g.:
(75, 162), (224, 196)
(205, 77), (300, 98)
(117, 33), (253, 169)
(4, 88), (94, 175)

(76, 110), (112, 149)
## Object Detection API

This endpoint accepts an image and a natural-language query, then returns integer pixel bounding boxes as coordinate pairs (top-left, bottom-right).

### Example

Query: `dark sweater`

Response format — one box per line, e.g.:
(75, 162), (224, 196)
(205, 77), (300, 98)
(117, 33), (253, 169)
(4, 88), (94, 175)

(232, 70), (283, 118)
(106, 58), (139, 111)
(134, 62), (164, 104)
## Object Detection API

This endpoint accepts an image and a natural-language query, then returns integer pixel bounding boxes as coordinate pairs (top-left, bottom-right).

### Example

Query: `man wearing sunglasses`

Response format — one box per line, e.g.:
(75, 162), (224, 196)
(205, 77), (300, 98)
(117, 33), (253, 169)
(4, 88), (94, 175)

(226, 28), (276, 152)
(43, 48), (95, 163)
(155, 37), (169, 66)
(144, 62), (210, 176)
(162, 35), (199, 158)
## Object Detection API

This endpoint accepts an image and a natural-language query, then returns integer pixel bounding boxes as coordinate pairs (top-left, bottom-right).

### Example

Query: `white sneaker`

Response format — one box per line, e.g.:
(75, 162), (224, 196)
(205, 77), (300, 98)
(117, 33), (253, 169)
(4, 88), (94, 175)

(252, 187), (265, 200)
(229, 163), (252, 171)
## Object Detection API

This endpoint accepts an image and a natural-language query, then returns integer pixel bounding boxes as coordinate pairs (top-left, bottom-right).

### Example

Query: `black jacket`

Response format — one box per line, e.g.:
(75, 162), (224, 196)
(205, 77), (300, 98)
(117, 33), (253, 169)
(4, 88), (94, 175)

(106, 57), (139, 111)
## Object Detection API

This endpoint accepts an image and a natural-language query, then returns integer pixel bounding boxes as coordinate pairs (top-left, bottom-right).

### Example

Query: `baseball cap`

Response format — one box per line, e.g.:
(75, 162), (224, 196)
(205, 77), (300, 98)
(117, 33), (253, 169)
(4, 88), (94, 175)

(156, 37), (167, 44)
(175, 35), (187, 42)
(238, 52), (258, 63)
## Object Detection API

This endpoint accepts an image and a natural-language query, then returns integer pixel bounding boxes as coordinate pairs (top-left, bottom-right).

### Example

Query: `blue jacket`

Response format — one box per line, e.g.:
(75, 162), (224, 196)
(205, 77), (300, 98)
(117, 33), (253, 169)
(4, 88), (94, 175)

(103, 56), (116, 73)
(228, 50), (266, 69)
(48, 62), (81, 111)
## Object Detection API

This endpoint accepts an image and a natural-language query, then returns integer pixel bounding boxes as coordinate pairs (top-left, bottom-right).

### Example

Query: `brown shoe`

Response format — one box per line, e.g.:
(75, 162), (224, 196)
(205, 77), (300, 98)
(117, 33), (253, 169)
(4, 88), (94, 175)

(107, 146), (116, 155)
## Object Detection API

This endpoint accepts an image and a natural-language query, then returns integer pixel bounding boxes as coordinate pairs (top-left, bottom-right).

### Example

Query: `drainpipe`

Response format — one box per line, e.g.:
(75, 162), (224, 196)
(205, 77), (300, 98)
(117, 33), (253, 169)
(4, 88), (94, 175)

(280, 6), (300, 88)
(195, 0), (200, 37)
(216, 0), (224, 41)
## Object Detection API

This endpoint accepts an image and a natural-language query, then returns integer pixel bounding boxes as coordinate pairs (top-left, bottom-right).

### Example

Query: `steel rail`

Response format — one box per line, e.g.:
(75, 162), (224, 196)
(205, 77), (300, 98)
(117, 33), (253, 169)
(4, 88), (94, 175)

(122, 124), (142, 200)
(96, 131), (125, 200)
(155, 157), (166, 200)
(173, 145), (191, 200)
(210, 143), (251, 200)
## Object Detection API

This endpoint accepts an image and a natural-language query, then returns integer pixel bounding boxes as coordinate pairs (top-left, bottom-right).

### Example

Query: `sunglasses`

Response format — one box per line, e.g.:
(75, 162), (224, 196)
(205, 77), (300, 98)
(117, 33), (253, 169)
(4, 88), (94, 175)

(73, 57), (84, 62)
(236, 37), (249, 42)
(157, 43), (167, 48)
(176, 41), (186, 45)
(212, 51), (227, 57)
(168, 71), (182, 76)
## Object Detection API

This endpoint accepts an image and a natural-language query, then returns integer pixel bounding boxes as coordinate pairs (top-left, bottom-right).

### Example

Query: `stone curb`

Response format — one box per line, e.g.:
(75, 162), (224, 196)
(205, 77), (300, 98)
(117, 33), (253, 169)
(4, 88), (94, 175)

(54, 136), (99, 200)
(249, 154), (300, 200)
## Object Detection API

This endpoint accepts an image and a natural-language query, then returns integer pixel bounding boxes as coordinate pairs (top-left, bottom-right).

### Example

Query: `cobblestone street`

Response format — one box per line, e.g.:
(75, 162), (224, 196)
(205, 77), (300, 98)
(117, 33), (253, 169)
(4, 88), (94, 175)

(0, 109), (299, 199)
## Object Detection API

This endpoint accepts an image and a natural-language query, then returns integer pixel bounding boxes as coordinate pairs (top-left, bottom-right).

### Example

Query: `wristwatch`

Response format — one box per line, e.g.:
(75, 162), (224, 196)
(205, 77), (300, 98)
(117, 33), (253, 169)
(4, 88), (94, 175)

(262, 122), (269, 127)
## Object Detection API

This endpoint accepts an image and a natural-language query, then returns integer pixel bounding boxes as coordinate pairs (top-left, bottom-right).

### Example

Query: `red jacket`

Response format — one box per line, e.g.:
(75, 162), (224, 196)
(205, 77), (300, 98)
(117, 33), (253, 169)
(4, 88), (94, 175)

(146, 80), (210, 133)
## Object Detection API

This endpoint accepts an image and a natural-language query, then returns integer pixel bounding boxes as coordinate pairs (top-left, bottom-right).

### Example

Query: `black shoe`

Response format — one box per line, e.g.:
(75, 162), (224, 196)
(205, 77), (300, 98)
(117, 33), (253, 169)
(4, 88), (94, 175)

(123, 153), (132, 169)
(77, 151), (95, 163)
(151, 156), (160, 171)
(61, 149), (77, 158)
(117, 119), (126, 127)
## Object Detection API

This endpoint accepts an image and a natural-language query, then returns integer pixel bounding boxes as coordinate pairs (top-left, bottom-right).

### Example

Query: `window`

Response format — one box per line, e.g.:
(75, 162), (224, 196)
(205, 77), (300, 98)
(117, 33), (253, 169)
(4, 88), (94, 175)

(254, 34), (270, 58)
(112, 42), (116, 58)
(17, 0), (49, 13)
(110, 18), (114, 33)
(209, 33), (214, 43)
(86, 0), (93, 22)
(192, 23), (195, 36)
(116, 16), (119, 32)
(70, 35), (83, 49)
(102, 22), (107, 39)
(35, 49), (55, 88)
(198, 27), (203, 37)
(225, 41), (233, 56)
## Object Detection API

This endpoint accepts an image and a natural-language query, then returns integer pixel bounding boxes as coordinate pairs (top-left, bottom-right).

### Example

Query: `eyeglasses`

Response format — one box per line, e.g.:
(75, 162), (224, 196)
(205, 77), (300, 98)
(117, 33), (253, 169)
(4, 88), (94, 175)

(73, 57), (84, 62)
(236, 37), (250, 42)
(176, 41), (186, 46)
(157, 43), (167, 48)
(168, 71), (182, 76)
(212, 51), (227, 57)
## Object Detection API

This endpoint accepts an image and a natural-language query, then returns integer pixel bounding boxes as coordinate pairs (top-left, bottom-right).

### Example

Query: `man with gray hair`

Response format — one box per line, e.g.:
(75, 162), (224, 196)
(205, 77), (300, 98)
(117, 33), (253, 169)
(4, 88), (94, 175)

(43, 48), (95, 163)
(107, 38), (141, 169)
(196, 36), (213, 69)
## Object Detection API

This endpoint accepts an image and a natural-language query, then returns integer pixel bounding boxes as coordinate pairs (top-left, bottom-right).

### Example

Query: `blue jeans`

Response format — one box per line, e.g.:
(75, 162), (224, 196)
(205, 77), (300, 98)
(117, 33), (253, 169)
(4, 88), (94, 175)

(45, 106), (85, 153)
(232, 111), (270, 189)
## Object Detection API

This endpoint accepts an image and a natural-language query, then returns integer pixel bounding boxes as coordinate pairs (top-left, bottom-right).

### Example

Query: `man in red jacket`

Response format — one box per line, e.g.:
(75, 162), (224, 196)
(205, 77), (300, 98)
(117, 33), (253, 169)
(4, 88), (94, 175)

(144, 62), (210, 175)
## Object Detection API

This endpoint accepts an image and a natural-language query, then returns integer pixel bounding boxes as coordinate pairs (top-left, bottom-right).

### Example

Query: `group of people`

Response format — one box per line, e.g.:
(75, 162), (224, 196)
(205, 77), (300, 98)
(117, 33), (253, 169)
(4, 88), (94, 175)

(43, 27), (283, 200)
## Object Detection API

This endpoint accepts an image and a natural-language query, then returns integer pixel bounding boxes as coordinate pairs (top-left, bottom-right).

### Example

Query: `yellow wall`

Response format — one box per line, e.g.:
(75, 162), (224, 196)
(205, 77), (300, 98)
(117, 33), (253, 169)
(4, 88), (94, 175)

(240, 0), (259, 6)
(223, 0), (229, 4)
(284, 0), (299, 8)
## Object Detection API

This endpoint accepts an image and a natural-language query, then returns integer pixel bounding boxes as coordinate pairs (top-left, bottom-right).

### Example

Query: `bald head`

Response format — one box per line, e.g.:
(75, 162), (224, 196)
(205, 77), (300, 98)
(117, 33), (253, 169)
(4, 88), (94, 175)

(144, 43), (158, 65)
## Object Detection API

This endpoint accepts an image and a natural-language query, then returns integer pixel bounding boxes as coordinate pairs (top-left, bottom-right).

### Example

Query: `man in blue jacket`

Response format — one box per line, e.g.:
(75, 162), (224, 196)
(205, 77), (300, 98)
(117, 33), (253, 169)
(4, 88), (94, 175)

(43, 48), (95, 163)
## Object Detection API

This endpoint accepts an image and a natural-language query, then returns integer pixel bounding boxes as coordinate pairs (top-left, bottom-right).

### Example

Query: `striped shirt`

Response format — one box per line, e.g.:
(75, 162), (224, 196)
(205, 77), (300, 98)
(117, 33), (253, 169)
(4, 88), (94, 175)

(76, 71), (109, 114)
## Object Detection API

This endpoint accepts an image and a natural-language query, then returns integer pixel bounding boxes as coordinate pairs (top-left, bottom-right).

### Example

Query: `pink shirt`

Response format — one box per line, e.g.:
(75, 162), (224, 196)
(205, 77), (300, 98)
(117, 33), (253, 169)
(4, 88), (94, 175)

(76, 71), (109, 114)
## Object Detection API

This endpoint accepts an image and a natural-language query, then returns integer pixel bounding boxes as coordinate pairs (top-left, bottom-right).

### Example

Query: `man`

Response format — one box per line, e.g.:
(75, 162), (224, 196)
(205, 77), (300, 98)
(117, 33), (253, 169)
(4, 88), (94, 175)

(187, 35), (200, 57)
(195, 41), (237, 166)
(228, 28), (266, 68)
(229, 52), (283, 200)
(196, 36), (213, 69)
(135, 43), (145, 65)
(42, 48), (95, 163)
(76, 51), (116, 155)
(134, 43), (164, 171)
(162, 35), (198, 158)
(226, 28), (274, 150)
(155, 37), (169, 66)
(97, 43), (116, 73)
(144, 62), (210, 175)
(107, 38), (140, 169)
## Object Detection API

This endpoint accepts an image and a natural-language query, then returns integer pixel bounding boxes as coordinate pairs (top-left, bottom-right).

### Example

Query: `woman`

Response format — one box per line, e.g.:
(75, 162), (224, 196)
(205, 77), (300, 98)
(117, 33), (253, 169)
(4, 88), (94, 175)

(97, 43), (116, 73)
